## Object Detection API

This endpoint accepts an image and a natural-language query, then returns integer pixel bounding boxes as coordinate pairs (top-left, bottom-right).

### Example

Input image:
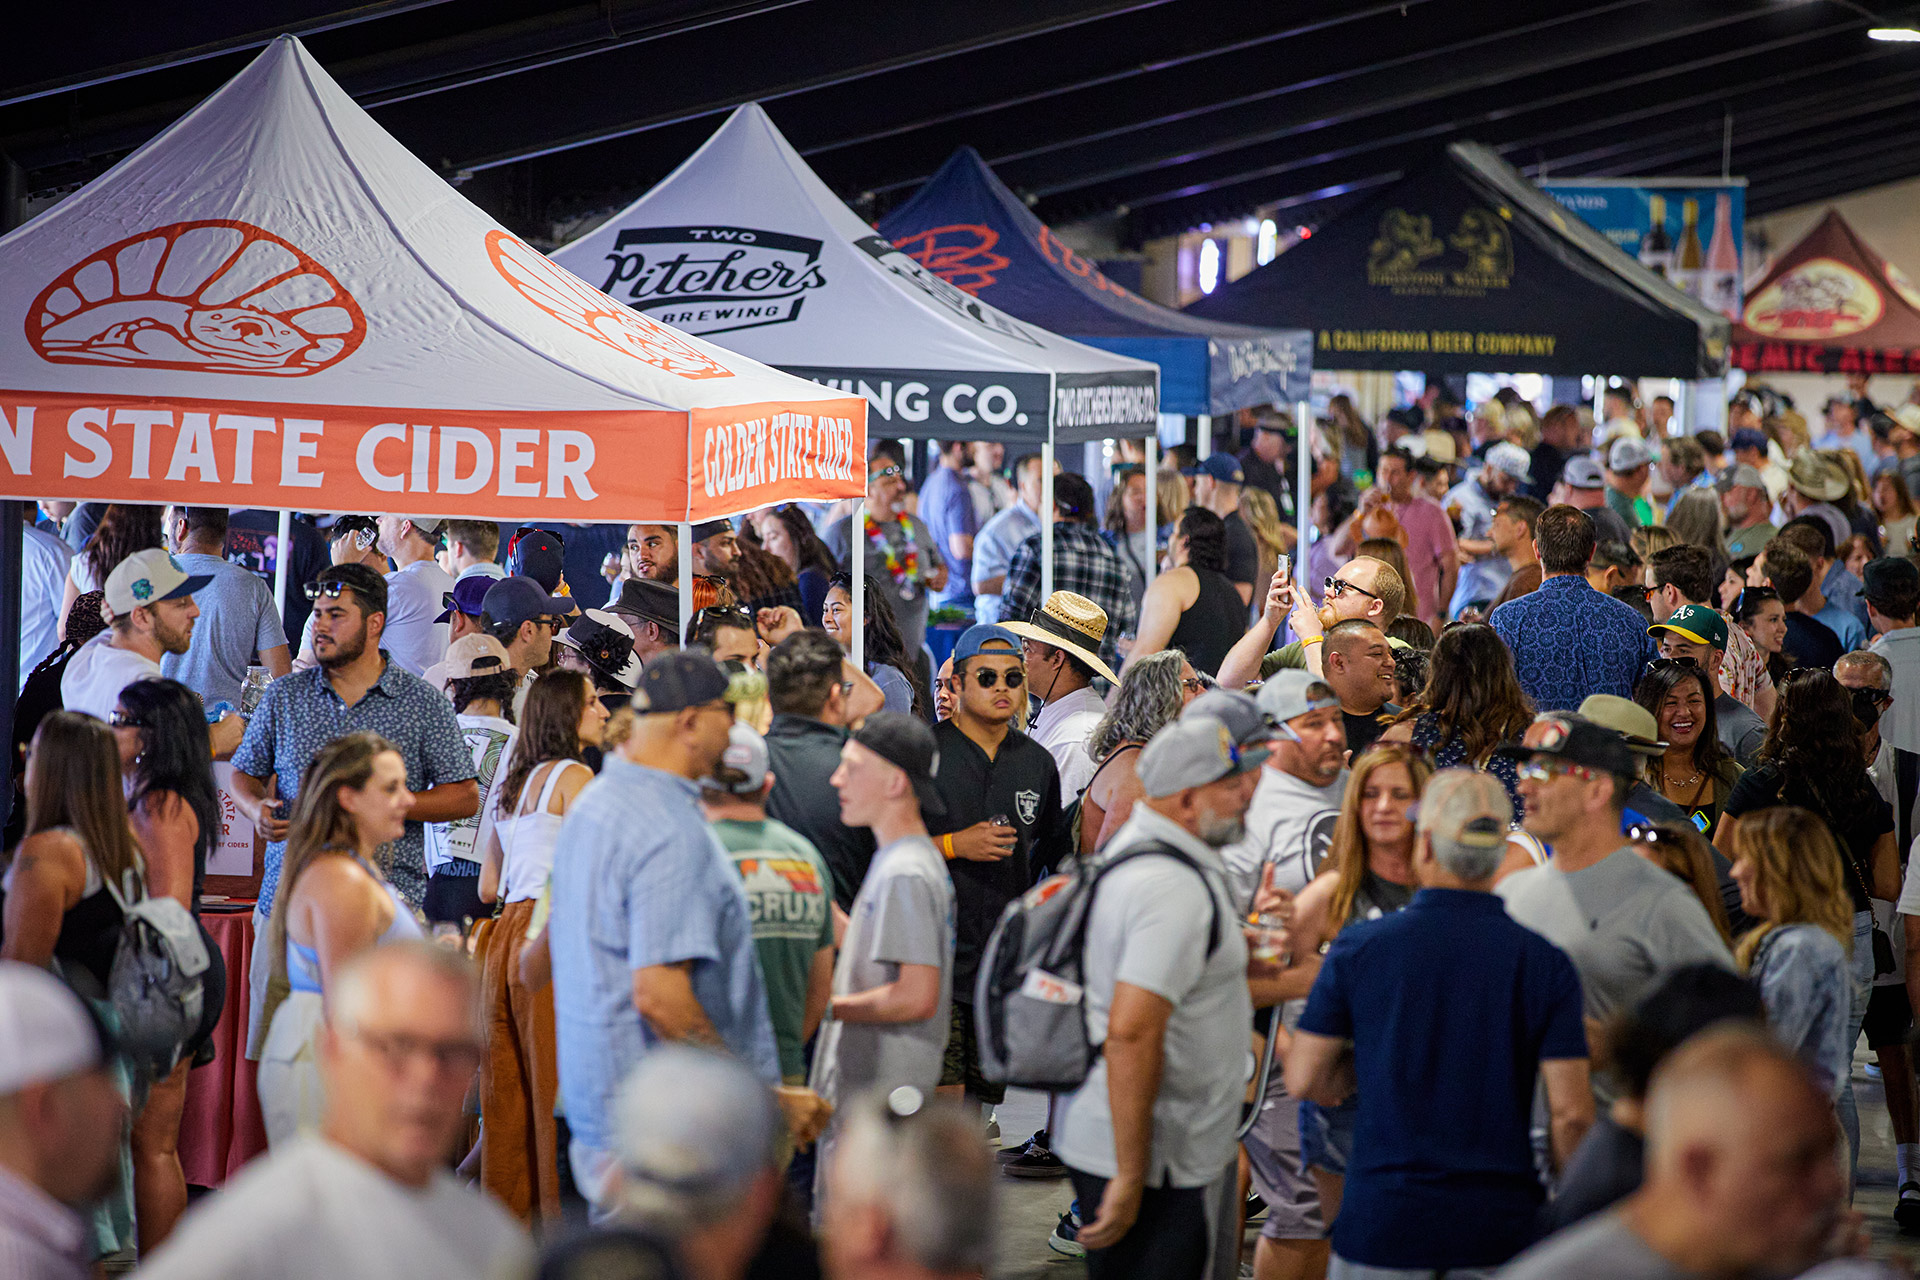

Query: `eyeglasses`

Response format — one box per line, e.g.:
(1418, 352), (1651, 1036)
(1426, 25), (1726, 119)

(109, 710), (146, 729)
(1324, 576), (1379, 602)
(349, 1027), (484, 1076)
(870, 464), (903, 481)
(1181, 676), (1207, 692)
(1515, 760), (1601, 784)
(972, 667), (1025, 689)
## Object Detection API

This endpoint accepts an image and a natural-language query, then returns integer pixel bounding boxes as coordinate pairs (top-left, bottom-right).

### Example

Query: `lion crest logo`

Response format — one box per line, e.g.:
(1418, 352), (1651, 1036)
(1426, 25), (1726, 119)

(1367, 210), (1445, 276)
(1449, 208), (1512, 281)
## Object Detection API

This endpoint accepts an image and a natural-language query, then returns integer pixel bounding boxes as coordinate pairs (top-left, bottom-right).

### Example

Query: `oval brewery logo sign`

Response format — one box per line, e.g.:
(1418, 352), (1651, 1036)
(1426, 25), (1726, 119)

(595, 225), (826, 336)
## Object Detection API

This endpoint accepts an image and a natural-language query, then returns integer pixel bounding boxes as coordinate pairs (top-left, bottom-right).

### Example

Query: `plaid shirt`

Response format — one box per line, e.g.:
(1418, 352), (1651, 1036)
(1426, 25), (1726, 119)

(1001, 523), (1138, 668)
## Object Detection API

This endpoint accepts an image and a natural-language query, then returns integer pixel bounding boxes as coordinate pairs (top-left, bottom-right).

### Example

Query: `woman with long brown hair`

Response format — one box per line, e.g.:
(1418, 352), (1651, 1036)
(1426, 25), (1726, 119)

(1635, 659), (1743, 833)
(256, 732), (421, 1147)
(1279, 745), (1431, 1224)
(1327, 393), (1378, 482)
(59, 502), (163, 634)
(1380, 622), (1532, 818)
(2, 710), (146, 1261)
(751, 504), (839, 626)
(476, 670), (604, 1223)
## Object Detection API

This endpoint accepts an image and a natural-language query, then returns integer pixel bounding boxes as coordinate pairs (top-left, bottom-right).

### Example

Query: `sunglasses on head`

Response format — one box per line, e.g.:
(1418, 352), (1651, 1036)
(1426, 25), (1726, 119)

(304, 579), (358, 602)
(109, 709), (146, 730)
(972, 666), (1024, 689)
(1645, 655), (1702, 674)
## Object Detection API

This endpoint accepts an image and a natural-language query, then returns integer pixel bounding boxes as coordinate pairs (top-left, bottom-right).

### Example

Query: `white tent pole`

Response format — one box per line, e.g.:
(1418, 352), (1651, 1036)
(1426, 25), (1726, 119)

(1040, 442), (1055, 604)
(1196, 414), (1212, 460)
(678, 523), (693, 646)
(273, 509), (292, 619)
(1144, 434), (1159, 593)
(1295, 400), (1312, 581)
(850, 501), (866, 672)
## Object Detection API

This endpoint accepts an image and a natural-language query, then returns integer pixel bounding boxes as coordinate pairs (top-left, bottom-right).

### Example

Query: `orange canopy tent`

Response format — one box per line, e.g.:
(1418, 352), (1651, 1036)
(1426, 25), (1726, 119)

(1731, 210), (1920, 375)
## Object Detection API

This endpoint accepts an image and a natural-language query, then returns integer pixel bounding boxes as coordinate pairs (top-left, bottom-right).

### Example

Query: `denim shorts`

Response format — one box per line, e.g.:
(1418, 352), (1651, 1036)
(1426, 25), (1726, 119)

(1300, 1096), (1357, 1177)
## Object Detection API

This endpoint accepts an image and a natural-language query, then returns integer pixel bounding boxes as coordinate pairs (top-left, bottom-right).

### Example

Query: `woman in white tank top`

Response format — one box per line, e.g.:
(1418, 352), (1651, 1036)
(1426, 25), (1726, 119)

(476, 670), (606, 1224)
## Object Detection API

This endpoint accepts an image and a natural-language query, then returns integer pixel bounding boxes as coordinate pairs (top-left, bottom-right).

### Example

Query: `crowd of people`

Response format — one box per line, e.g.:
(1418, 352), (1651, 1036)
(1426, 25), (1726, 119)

(6, 374), (1920, 1280)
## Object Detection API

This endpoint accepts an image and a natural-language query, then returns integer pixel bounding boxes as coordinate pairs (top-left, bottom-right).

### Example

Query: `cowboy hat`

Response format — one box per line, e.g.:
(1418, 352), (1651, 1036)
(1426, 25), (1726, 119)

(1786, 448), (1849, 503)
(999, 591), (1120, 685)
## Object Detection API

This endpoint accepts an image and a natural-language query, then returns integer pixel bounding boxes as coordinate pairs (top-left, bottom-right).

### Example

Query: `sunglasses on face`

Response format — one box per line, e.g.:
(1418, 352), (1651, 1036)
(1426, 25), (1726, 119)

(1516, 760), (1601, 784)
(109, 710), (146, 730)
(870, 465), (903, 481)
(1626, 823), (1691, 847)
(1324, 576), (1379, 602)
(972, 667), (1025, 689)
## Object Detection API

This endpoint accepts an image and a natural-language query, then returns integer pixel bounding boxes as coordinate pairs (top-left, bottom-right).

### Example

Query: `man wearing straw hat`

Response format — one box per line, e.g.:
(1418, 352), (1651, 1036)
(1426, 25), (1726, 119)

(1779, 449), (1854, 552)
(1001, 591), (1119, 804)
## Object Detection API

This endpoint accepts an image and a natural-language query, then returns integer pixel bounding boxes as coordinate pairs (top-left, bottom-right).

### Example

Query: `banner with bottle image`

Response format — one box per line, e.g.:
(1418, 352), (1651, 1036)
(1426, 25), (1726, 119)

(1538, 180), (1745, 321)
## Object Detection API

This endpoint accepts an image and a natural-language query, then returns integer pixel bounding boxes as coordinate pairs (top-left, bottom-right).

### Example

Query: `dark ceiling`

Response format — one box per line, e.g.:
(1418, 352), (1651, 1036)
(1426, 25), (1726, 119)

(5, 0), (1919, 248)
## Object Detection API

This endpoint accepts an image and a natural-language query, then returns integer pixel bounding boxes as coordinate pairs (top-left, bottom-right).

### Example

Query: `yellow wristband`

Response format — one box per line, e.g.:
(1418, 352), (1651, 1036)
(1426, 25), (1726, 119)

(1302, 636), (1324, 646)
(939, 833), (955, 859)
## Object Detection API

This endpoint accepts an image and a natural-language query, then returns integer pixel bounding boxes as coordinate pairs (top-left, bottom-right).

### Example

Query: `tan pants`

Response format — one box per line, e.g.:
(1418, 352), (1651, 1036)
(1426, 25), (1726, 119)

(480, 899), (560, 1224)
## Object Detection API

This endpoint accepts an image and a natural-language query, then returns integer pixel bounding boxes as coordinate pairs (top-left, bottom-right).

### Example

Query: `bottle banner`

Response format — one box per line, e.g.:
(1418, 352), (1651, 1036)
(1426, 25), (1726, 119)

(1538, 180), (1746, 321)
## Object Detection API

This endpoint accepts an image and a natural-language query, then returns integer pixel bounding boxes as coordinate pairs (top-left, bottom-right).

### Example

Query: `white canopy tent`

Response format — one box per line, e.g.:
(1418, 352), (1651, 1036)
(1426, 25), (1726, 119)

(0, 37), (866, 658)
(551, 104), (1161, 659)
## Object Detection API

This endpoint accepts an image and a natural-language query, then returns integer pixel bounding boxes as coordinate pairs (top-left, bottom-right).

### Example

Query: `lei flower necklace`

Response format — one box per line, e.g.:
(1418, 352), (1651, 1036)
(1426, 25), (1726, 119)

(864, 513), (923, 600)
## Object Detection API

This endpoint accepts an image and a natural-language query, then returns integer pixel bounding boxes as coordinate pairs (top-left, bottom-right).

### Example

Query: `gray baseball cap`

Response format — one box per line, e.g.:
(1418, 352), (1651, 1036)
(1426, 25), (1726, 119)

(1714, 462), (1767, 494)
(612, 1045), (779, 1220)
(1184, 688), (1272, 747)
(1608, 438), (1654, 472)
(1255, 668), (1340, 727)
(701, 723), (770, 795)
(1561, 455), (1605, 490)
(1137, 714), (1268, 798)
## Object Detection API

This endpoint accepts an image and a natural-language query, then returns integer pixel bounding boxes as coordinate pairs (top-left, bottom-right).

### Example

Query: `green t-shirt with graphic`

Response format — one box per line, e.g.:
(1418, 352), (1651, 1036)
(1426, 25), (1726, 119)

(712, 816), (835, 1081)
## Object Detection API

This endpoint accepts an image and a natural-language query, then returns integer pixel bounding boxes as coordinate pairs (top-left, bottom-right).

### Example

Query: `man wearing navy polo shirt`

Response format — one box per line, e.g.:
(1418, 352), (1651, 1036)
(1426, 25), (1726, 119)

(1287, 769), (1594, 1278)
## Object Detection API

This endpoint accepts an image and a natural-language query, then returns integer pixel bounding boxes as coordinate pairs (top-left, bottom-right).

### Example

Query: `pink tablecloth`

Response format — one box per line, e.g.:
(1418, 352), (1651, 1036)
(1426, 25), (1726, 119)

(180, 908), (269, 1187)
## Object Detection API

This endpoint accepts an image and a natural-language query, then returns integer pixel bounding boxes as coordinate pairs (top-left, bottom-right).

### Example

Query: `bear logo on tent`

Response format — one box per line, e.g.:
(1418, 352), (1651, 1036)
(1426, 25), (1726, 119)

(487, 231), (735, 381)
(27, 220), (365, 376)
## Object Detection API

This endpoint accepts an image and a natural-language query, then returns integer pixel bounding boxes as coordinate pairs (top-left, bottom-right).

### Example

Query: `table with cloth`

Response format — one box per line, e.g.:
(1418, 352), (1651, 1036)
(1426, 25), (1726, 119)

(180, 906), (269, 1186)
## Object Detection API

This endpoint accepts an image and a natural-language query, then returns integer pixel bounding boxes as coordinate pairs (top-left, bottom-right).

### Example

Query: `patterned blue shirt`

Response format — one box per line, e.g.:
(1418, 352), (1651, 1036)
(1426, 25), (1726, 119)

(548, 755), (780, 1154)
(231, 654), (476, 914)
(1488, 574), (1658, 712)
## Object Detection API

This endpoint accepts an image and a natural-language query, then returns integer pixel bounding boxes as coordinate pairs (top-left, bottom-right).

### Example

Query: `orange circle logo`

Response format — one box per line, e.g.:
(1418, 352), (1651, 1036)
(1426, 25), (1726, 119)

(27, 220), (365, 376)
(487, 231), (733, 380)
(1742, 257), (1884, 339)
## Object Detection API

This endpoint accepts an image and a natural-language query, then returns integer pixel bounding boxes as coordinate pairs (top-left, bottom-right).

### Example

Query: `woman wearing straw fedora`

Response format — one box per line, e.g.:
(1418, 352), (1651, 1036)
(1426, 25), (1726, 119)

(1001, 591), (1121, 804)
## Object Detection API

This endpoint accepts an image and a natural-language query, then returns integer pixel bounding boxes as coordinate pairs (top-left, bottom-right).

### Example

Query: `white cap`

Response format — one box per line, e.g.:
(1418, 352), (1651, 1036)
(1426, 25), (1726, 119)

(1484, 441), (1533, 484)
(0, 962), (104, 1093)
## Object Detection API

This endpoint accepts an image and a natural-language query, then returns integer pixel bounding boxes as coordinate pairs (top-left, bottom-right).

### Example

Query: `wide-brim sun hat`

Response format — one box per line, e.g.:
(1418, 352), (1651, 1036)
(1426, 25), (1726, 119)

(997, 591), (1120, 684)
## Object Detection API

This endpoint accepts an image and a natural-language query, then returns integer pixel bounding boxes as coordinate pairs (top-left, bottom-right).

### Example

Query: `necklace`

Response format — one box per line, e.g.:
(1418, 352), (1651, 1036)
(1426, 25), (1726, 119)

(1660, 758), (1704, 792)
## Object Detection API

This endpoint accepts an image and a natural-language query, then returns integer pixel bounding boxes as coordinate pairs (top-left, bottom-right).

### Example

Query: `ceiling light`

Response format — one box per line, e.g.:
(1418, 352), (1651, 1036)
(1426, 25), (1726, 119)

(1870, 26), (1920, 40)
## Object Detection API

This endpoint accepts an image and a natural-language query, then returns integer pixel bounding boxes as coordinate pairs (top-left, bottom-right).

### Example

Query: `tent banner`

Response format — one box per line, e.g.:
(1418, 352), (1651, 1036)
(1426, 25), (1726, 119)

(0, 390), (864, 521)
(1539, 179), (1746, 320)
(787, 366), (1159, 442)
(1730, 343), (1920, 375)
(1210, 333), (1313, 408)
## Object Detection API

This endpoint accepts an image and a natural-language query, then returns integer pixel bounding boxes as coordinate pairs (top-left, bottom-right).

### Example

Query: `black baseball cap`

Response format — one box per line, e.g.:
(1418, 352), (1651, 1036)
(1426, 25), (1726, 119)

(633, 651), (730, 714)
(691, 519), (733, 542)
(482, 574), (569, 634)
(436, 575), (492, 623)
(851, 712), (948, 822)
(1864, 556), (1920, 606)
(1495, 712), (1638, 778)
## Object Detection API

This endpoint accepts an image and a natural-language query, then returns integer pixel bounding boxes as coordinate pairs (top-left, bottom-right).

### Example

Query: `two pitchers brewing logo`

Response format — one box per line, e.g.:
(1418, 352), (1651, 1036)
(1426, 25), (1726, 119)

(597, 225), (828, 336)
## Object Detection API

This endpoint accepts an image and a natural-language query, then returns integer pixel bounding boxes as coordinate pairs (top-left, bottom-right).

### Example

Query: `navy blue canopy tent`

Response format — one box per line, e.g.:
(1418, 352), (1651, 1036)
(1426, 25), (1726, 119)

(879, 147), (1312, 416)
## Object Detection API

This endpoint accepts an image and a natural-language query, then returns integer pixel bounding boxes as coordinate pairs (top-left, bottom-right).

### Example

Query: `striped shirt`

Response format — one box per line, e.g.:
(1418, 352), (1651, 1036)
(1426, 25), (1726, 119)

(0, 1165), (88, 1280)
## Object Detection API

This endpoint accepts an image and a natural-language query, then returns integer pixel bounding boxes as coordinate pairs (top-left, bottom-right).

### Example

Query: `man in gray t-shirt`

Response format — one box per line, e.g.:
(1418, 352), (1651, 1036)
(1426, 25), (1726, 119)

(162, 507), (291, 708)
(810, 714), (955, 1212)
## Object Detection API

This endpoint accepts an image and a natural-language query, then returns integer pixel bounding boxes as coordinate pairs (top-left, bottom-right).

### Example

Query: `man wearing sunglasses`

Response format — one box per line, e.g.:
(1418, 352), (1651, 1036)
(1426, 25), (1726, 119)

(1496, 713), (1733, 1106)
(1216, 556), (1404, 691)
(927, 625), (1069, 1142)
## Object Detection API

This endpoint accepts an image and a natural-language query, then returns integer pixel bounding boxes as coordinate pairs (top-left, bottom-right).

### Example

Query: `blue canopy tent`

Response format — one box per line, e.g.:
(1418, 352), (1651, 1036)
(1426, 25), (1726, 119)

(879, 147), (1312, 416)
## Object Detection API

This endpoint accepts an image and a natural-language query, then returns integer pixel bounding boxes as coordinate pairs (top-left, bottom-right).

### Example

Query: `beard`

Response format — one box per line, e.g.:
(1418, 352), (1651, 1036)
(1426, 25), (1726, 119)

(153, 614), (194, 656)
(317, 624), (368, 669)
(1197, 809), (1247, 848)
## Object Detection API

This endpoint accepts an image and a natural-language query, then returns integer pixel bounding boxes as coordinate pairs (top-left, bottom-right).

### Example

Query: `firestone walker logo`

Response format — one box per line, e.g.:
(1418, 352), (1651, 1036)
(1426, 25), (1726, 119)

(594, 225), (826, 335)
(1366, 206), (1512, 295)
(891, 224), (1010, 296)
(488, 231), (733, 380)
(1743, 257), (1884, 340)
(28, 220), (365, 376)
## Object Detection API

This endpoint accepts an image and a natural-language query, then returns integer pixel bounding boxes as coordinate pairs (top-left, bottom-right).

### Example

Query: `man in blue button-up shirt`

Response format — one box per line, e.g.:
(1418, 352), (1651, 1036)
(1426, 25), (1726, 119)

(1490, 505), (1657, 711)
(549, 651), (816, 1220)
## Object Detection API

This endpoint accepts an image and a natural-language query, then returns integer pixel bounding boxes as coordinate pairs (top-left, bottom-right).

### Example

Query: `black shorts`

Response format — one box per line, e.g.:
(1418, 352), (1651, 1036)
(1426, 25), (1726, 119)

(423, 869), (487, 928)
(939, 1000), (1005, 1105)
(1866, 982), (1914, 1051)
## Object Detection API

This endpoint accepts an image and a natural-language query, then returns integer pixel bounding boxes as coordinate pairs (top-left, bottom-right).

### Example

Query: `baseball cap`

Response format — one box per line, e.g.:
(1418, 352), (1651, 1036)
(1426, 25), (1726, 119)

(612, 1045), (779, 1222)
(1484, 441), (1533, 484)
(1495, 710), (1640, 777)
(850, 711), (948, 821)
(1864, 555), (1920, 605)
(1417, 768), (1514, 850)
(507, 530), (566, 593)
(1714, 462), (1767, 494)
(1560, 454), (1605, 490)
(1649, 603), (1728, 650)
(435, 575), (492, 623)
(1137, 714), (1268, 798)
(690, 519), (733, 542)
(1608, 438), (1654, 472)
(633, 651), (730, 714)
(615, 578), (681, 633)
(0, 960), (108, 1093)
(400, 516), (444, 535)
(953, 623), (1021, 664)
(557, 609), (644, 688)
(1729, 426), (1769, 453)
(482, 575), (569, 635)
(443, 633), (513, 681)
(1255, 668), (1340, 726)
(1184, 688), (1272, 747)
(701, 723), (770, 795)
(1577, 694), (1666, 755)
(103, 548), (212, 619)
(1181, 454), (1244, 484)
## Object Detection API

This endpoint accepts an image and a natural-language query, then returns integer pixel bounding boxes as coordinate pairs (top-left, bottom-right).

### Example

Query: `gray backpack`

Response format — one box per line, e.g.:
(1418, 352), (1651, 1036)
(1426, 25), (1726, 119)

(101, 871), (211, 1083)
(973, 840), (1221, 1090)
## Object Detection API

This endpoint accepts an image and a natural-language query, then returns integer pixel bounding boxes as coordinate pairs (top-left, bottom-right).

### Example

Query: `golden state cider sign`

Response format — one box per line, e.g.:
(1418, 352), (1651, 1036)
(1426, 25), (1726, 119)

(1366, 205), (1514, 297)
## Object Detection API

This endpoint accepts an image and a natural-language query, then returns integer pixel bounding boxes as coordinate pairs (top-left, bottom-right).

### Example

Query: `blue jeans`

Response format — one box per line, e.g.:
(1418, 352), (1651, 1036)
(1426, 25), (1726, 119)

(1839, 908), (1875, 1191)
